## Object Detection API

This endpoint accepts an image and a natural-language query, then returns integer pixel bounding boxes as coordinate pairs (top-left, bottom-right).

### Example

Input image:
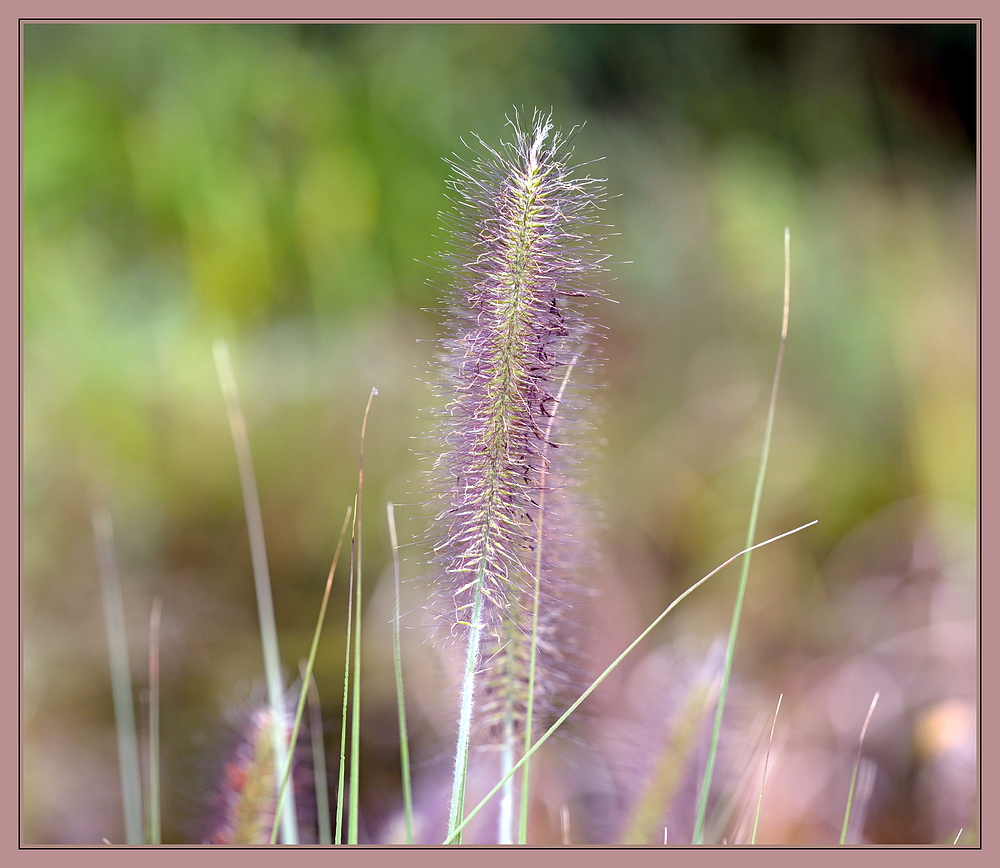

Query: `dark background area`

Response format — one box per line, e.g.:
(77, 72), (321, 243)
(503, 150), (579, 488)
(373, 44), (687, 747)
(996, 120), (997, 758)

(22, 22), (976, 844)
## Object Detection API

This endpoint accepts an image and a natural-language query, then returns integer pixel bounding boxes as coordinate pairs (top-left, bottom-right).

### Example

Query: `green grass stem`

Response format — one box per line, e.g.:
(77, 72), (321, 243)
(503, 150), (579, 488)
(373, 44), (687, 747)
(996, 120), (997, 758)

(387, 502), (415, 844)
(348, 388), (377, 844)
(213, 339), (298, 844)
(335, 495), (358, 845)
(270, 506), (353, 843)
(93, 508), (144, 845)
(692, 228), (792, 844)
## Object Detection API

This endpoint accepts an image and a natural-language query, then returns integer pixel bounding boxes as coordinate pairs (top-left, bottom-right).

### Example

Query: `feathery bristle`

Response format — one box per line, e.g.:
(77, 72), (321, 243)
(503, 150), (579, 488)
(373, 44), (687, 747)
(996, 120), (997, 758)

(430, 109), (608, 740)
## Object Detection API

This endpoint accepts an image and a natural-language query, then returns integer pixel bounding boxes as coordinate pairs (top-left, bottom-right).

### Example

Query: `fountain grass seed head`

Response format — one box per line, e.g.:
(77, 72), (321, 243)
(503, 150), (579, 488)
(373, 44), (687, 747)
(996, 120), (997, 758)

(429, 109), (610, 741)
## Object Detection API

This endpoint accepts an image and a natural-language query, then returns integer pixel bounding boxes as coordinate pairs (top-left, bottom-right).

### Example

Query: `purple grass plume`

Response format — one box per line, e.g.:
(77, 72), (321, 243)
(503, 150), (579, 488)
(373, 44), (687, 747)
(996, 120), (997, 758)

(204, 705), (311, 845)
(430, 109), (610, 745)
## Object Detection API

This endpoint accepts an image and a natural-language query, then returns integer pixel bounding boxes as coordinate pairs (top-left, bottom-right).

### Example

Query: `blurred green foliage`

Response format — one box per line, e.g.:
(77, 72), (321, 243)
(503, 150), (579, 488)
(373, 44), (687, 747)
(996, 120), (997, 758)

(22, 22), (975, 844)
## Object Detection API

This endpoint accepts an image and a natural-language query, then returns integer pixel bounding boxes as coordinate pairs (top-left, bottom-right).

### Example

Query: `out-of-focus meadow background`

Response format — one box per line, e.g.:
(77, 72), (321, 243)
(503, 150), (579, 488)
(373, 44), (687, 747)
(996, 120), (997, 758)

(22, 22), (976, 845)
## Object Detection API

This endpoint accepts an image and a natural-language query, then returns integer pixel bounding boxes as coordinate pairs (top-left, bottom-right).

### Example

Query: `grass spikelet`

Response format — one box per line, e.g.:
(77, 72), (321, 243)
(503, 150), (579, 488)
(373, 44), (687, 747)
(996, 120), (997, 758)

(429, 109), (609, 839)
(205, 706), (293, 845)
(617, 660), (717, 845)
(433, 109), (606, 645)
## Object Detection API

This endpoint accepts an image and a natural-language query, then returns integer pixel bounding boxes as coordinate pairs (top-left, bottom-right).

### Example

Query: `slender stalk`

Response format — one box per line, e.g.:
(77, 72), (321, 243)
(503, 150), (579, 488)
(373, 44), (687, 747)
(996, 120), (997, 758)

(148, 597), (162, 845)
(307, 672), (332, 845)
(335, 496), (358, 845)
(213, 339), (298, 843)
(93, 508), (144, 845)
(840, 692), (879, 844)
(498, 715), (516, 844)
(692, 229), (792, 844)
(443, 520), (818, 844)
(387, 502), (415, 844)
(270, 506), (353, 843)
(349, 388), (377, 844)
(447, 580), (485, 841)
(750, 693), (782, 844)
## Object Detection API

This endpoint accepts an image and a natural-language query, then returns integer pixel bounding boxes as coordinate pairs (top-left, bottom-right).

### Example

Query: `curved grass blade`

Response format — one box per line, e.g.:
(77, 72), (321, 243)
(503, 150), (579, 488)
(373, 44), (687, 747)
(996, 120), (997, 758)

(443, 520), (818, 844)
(840, 692), (879, 844)
(750, 693), (782, 844)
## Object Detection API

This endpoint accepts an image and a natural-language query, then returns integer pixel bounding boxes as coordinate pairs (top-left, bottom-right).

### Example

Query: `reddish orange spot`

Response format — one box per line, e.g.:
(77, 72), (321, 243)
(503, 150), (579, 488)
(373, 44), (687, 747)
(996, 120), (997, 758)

(224, 762), (247, 794)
